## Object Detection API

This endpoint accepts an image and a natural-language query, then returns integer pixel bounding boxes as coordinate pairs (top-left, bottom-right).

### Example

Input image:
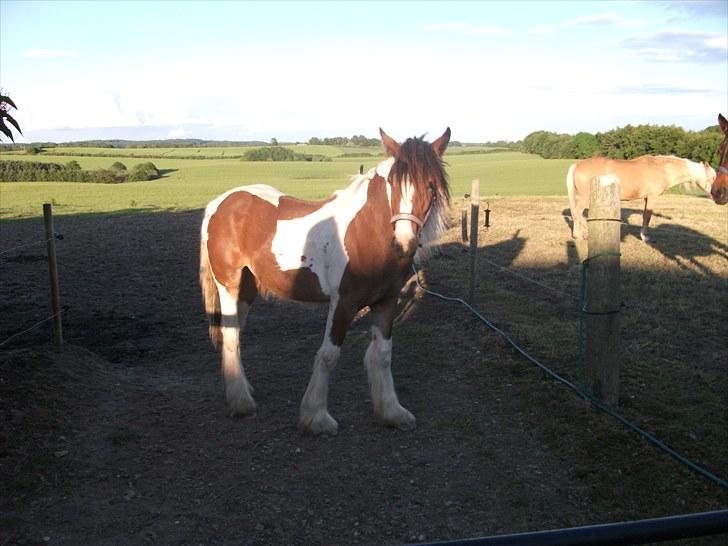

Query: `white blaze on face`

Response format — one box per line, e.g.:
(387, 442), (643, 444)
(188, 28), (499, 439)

(393, 178), (417, 249)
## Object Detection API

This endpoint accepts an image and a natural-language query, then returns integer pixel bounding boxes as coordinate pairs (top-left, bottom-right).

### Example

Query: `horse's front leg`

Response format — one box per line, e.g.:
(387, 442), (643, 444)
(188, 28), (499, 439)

(641, 195), (655, 243)
(299, 296), (354, 436)
(365, 298), (416, 430)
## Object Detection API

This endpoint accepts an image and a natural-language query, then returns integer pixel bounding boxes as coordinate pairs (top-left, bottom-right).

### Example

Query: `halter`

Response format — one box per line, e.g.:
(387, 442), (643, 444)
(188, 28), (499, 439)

(390, 192), (436, 233)
(718, 165), (728, 176)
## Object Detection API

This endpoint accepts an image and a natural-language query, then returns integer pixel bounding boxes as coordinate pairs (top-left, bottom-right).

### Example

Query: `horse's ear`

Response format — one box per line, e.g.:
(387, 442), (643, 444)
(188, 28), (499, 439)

(432, 127), (451, 157)
(719, 114), (728, 135)
(380, 128), (400, 157)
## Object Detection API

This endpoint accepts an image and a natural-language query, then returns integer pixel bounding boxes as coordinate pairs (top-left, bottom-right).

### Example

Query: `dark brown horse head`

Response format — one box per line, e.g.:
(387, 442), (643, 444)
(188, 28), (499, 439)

(379, 128), (451, 258)
(713, 113), (728, 205)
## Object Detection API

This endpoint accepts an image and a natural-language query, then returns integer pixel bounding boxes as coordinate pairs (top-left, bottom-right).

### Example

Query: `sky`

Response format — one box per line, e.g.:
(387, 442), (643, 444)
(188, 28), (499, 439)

(1, 0), (726, 143)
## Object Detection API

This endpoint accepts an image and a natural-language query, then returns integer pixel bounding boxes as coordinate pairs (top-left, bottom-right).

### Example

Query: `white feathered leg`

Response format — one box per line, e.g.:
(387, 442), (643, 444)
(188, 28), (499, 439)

(365, 325), (416, 430)
(299, 297), (342, 436)
(217, 283), (256, 417)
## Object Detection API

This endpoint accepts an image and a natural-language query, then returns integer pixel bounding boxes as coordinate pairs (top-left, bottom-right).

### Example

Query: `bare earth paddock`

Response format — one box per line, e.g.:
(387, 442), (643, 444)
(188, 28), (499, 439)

(1, 195), (726, 545)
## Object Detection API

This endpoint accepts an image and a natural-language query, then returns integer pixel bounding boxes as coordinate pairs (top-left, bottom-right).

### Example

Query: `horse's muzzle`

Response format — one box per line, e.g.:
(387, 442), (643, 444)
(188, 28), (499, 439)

(391, 237), (417, 259)
(711, 184), (728, 205)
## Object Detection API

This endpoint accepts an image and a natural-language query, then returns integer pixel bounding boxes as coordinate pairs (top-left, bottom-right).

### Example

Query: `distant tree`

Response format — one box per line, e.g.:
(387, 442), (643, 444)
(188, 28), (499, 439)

(128, 162), (160, 181)
(573, 132), (599, 158)
(65, 160), (82, 170)
(270, 137), (278, 146)
(0, 91), (22, 142)
(110, 161), (127, 172)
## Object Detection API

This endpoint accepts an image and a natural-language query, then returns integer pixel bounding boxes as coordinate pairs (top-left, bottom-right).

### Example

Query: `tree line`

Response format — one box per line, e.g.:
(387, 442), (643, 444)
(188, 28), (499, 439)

(242, 146), (331, 162)
(521, 123), (722, 164)
(307, 135), (381, 147)
(0, 160), (160, 183)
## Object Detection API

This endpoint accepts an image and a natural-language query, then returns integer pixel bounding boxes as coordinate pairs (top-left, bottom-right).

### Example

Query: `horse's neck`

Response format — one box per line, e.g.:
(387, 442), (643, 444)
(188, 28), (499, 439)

(664, 159), (710, 192)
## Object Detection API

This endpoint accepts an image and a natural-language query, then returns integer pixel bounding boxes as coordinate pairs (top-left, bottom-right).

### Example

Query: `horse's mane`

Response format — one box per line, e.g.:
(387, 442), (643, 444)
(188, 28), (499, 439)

(388, 135), (451, 261)
(390, 135), (451, 205)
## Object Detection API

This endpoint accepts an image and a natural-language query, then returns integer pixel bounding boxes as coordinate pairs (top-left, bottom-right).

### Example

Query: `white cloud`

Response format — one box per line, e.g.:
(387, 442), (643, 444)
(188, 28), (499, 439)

(24, 49), (79, 58)
(622, 29), (727, 63)
(529, 13), (637, 34)
(421, 21), (509, 36)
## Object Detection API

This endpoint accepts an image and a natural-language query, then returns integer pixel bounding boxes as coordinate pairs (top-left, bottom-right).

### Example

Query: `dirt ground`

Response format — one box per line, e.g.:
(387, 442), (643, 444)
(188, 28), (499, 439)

(1, 208), (726, 545)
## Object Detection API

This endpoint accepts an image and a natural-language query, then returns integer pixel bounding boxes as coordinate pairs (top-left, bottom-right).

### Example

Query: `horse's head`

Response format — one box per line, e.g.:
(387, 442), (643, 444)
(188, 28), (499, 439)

(712, 113), (728, 205)
(380, 127), (451, 259)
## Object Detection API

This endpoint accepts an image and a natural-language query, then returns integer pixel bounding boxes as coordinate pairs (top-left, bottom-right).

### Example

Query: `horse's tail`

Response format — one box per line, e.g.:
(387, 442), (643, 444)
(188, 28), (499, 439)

(566, 163), (578, 215)
(200, 217), (223, 347)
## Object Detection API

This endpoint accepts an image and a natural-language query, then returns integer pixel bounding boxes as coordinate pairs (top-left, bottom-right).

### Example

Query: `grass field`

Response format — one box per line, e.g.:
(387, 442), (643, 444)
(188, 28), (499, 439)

(0, 149), (576, 219)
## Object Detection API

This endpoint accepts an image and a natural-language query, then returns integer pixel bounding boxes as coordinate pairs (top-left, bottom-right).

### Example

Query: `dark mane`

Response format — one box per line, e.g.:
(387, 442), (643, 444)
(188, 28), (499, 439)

(390, 135), (450, 204)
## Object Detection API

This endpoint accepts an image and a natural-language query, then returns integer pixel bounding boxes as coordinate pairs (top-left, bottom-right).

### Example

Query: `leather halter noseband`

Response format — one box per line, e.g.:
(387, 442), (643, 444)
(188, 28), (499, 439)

(390, 192), (436, 232)
(718, 166), (728, 176)
(391, 212), (425, 229)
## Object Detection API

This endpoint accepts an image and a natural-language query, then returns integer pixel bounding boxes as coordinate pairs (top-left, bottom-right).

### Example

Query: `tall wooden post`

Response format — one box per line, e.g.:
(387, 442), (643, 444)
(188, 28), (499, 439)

(584, 175), (620, 405)
(461, 209), (468, 242)
(43, 203), (63, 346)
(468, 179), (480, 304)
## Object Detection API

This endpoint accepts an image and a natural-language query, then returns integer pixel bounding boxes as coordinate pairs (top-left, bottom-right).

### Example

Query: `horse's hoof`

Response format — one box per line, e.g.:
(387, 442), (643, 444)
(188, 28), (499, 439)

(376, 405), (417, 431)
(227, 397), (257, 419)
(299, 411), (339, 437)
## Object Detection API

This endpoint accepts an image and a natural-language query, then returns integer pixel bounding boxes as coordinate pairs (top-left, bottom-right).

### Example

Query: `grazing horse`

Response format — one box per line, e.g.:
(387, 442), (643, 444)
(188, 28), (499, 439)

(566, 154), (716, 243)
(200, 128), (451, 435)
(714, 113), (728, 205)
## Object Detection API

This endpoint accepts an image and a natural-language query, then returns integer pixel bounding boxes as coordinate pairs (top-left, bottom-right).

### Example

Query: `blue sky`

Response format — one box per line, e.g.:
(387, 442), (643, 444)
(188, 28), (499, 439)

(1, 0), (726, 143)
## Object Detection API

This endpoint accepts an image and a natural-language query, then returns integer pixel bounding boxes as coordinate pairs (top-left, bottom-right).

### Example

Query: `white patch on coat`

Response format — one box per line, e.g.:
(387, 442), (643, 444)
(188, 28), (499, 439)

(270, 177), (371, 295)
(393, 179), (417, 248)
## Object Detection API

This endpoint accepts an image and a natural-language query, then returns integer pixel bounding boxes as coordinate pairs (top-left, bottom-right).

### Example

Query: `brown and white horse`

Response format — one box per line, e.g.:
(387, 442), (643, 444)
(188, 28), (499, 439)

(200, 128), (451, 435)
(714, 113), (728, 205)
(566, 154), (717, 242)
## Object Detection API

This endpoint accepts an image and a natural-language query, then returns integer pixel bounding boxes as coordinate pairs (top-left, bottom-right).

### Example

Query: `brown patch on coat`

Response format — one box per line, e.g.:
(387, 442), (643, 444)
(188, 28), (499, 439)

(327, 176), (412, 345)
(713, 113), (728, 204)
(206, 190), (330, 303)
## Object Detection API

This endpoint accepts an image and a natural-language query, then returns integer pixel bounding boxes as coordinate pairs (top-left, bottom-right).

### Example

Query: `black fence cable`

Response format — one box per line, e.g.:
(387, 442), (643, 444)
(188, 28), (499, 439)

(412, 264), (728, 490)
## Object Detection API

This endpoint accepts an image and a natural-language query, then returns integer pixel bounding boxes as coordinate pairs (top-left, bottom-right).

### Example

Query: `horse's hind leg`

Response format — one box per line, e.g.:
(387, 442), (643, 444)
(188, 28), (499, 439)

(364, 297), (416, 430)
(573, 194), (589, 240)
(217, 271), (257, 417)
(640, 196), (655, 243)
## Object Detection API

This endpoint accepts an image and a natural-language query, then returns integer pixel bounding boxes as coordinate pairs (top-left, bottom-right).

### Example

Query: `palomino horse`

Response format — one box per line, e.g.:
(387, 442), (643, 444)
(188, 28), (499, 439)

(200, 128), (451, 435)
(715, 113), (728, 205)
(566, 154), (716, 243)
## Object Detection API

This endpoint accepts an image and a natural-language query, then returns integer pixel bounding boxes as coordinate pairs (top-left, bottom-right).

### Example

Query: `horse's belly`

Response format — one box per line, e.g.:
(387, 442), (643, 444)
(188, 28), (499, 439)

(252, 261), (331, 303)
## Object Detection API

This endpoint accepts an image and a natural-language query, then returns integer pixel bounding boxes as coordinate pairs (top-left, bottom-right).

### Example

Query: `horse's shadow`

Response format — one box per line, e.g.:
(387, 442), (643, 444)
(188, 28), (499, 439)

(561, 207), (727, 274)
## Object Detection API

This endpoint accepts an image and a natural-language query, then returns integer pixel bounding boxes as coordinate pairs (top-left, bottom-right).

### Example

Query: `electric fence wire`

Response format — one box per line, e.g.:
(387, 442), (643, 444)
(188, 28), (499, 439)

(411, 264), (728, 490)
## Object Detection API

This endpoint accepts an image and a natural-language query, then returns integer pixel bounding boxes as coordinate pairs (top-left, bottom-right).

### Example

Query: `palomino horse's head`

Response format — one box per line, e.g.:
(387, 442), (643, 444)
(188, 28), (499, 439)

(380, 127), (451, 259)
(713, 113), (728, 205)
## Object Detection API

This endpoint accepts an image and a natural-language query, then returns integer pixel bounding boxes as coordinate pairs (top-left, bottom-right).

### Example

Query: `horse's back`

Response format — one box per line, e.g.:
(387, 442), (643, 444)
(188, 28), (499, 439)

(203, 185), (338, 302)
(573, 156), (671, 200)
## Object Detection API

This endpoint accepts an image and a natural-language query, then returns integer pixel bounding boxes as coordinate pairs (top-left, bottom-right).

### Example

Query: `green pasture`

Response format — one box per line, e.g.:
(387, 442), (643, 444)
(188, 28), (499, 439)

(2, 148), (573, 219)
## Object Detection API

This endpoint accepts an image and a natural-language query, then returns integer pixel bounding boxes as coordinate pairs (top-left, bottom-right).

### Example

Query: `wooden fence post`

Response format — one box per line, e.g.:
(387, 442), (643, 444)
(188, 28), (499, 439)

(461, 208), (468, 242)
(585, 175), (620, 405)
(468, 179), (480, 304)
(43, 203), (63, 346)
